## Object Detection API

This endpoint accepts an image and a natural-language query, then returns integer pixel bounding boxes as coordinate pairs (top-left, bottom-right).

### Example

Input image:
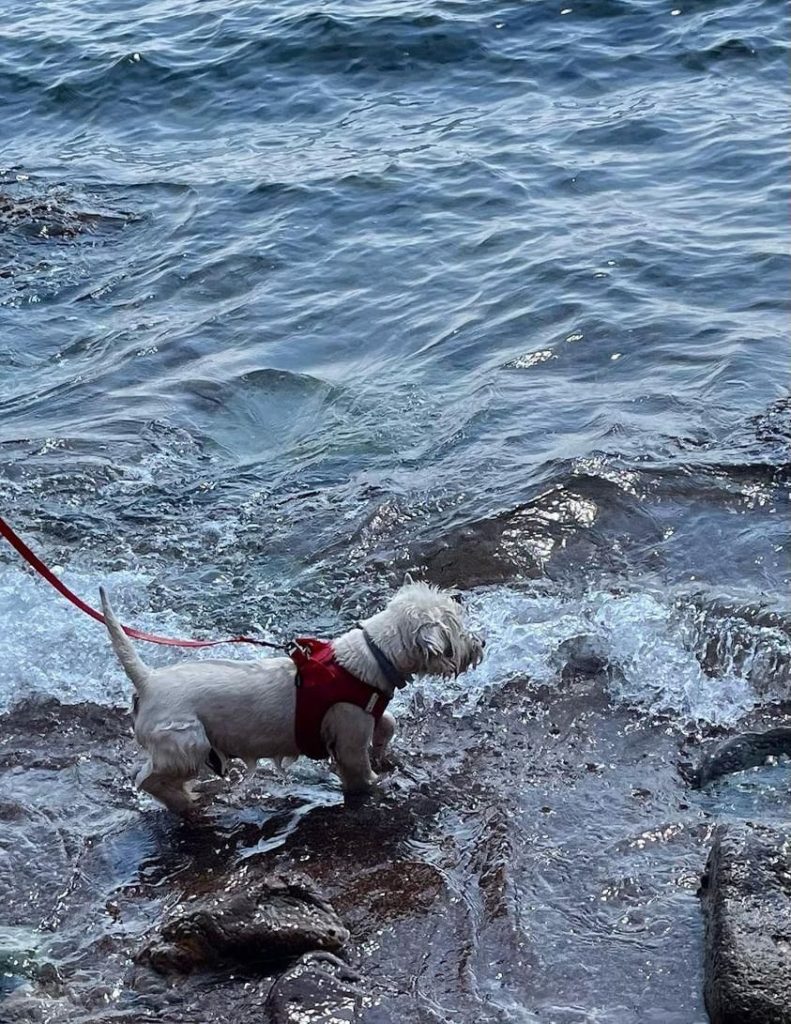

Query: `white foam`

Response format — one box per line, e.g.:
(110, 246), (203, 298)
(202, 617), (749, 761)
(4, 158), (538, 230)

(0, 564), (267, 712)
(0, 564), (775, 725)
(424, 587), (761, 725)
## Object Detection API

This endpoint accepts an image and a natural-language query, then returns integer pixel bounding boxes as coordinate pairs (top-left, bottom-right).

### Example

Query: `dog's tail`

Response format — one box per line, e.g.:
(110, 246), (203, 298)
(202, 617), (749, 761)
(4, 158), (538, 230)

(99, 586), (149, 692)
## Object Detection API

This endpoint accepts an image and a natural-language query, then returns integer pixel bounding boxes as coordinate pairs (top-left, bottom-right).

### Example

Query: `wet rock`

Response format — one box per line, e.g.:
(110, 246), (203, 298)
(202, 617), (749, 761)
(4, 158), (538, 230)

(689, 591), (791, 695)
(0, 190), (136, 240)
(0, 683), (730, 1021)
(139, 872), (349, 974)
(410, 476), (664, 588)
(0, 925), (39, 996)
(334, 859), (445, 926)
(692, 726), (791, 788)
(0, 174), (140, 297)
(266, 952), (363, 1023)
(0, 193), (86, 238)
(701, 824), (791, 1024)
(412, 504), (547, 588)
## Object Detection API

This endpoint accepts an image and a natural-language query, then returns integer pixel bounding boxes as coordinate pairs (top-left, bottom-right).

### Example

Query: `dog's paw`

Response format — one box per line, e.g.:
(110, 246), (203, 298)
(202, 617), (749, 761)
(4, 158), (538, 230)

(372, 752), (403, 773)
(342, 790), (375, 810)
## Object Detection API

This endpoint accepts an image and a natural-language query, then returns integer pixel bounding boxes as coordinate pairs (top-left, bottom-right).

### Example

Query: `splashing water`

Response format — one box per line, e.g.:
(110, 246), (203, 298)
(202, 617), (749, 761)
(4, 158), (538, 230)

(445, 587), (783, 725)
(0, 565), (265, 711)
(3, 556), (776, 725)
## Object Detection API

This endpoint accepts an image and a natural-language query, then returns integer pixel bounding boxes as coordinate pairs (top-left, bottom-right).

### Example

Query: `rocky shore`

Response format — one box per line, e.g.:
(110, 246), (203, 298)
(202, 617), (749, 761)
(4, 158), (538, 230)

(1, 673), (789, 1022)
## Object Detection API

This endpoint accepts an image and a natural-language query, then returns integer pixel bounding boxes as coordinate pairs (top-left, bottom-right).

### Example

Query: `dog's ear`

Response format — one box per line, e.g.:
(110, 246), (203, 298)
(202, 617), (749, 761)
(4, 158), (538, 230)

(403, 572), (415, 586)
(417, 621), (455, 665)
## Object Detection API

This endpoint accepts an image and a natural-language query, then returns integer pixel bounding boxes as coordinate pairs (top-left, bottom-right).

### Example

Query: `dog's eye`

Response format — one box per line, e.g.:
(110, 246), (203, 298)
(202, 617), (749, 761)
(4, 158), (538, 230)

(450, 592), (464, 605)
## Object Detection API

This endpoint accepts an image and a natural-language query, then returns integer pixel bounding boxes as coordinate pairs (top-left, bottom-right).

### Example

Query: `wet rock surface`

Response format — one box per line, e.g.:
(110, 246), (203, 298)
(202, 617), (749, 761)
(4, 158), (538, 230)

(1, 683), (790, 1022)
(140, 872), (348, 974)
(0, 682), (698, 1022)
(265, 952), (363, 1024)
(701, 824), (791, 1024)
(0, 191), (133, 240)
(693, 726), (791, 789)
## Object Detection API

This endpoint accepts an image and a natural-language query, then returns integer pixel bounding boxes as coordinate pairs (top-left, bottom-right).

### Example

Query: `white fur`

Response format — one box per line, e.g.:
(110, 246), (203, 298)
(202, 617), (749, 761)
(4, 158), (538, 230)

(99, 581), (484, 814)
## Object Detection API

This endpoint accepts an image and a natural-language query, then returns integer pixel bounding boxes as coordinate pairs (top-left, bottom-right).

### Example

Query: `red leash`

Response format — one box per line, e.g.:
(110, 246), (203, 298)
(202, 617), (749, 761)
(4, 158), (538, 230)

(0, 513), (282, 650)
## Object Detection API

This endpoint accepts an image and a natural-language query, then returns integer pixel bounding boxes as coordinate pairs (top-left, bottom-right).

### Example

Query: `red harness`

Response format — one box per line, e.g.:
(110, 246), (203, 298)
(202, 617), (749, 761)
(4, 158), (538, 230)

(289, 638), (391, 760)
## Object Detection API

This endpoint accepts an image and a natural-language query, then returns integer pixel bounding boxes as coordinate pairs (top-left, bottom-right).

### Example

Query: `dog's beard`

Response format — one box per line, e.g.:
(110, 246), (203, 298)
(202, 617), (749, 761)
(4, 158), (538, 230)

(463, 636), (486, 673)
(445, 634), (485, 677)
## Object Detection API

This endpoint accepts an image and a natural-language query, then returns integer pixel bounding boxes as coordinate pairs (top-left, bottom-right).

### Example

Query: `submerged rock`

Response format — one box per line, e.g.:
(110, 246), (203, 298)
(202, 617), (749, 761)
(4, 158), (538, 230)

(139, 872), (349, 974)
(0, 190), (137, 240)
(693, 727), (791, 788)
(701, 824), (791, 1024)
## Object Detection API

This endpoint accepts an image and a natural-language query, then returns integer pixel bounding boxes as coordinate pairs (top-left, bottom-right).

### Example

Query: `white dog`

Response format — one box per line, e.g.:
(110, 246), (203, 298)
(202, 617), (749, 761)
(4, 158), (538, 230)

(100, 580), (484, 814)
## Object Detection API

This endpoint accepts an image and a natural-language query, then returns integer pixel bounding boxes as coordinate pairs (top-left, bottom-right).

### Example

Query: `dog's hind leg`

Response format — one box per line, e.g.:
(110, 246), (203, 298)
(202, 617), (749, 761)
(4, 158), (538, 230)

(272, 756), (297, 775)
(136, 719), (212, 815)
(137, 766), (195, 815)
(230, 757), (260, 797)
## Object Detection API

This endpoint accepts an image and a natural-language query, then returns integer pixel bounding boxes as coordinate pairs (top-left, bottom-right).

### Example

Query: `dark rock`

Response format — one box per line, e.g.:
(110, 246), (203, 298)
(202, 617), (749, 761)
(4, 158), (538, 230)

(701, 824), (791, 1024)
(266, 952), (363, 1023)
(139, 872), (348, 974)
(0, 682), (731, 1021)
(333, 860), (445, 925)
(0, 190), (137, 240)
(407, 476), (666, 589)
(693, 726), (791, 787)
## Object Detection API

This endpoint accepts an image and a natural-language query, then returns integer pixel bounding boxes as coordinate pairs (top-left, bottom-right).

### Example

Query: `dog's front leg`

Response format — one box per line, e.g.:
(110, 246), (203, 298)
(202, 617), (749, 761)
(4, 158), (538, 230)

(323, 704), (378, 796)
(371, 711), (396, 765)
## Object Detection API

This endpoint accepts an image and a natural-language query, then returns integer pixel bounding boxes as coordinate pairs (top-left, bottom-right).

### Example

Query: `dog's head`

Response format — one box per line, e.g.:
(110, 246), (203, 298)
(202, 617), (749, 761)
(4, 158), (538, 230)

(369, 577), (485, 680)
